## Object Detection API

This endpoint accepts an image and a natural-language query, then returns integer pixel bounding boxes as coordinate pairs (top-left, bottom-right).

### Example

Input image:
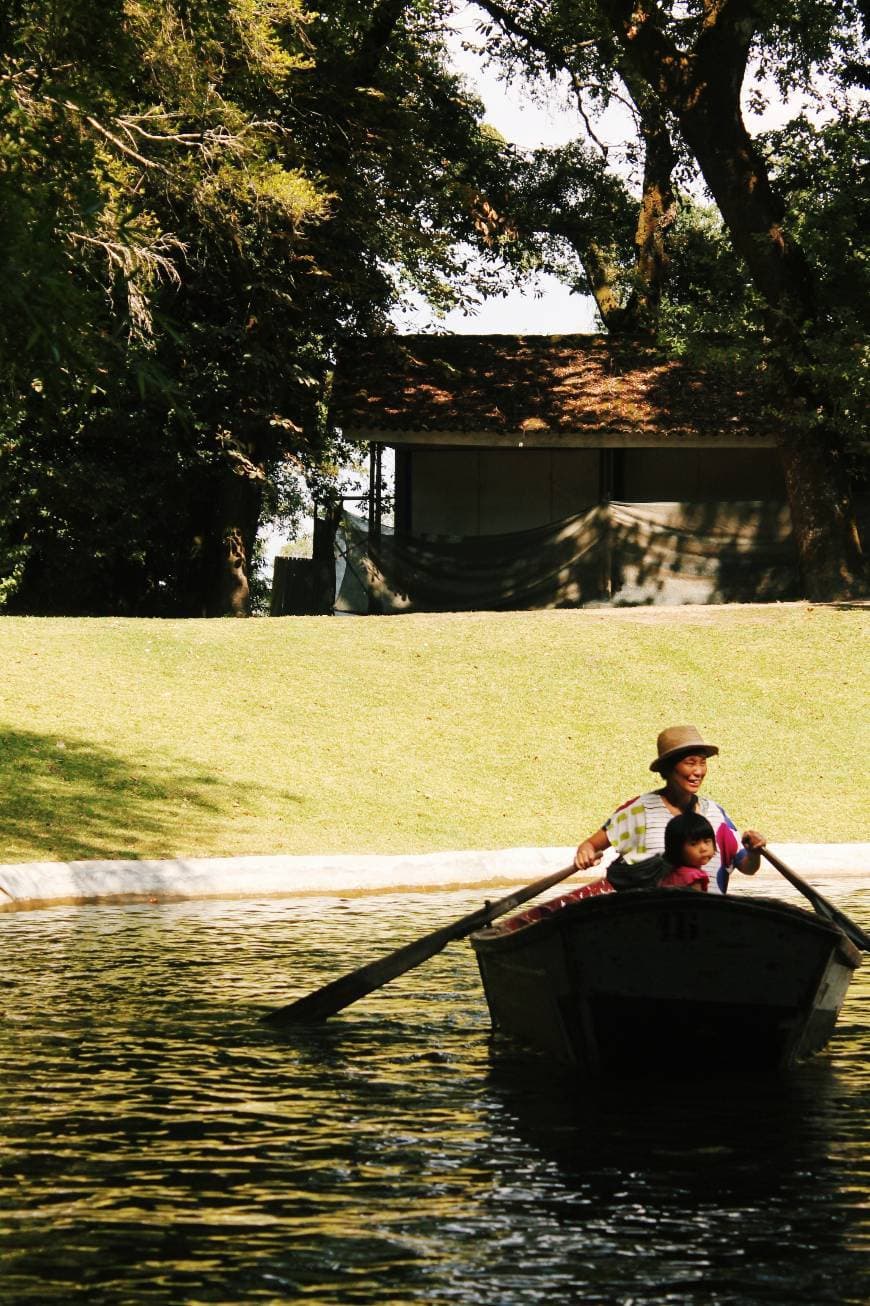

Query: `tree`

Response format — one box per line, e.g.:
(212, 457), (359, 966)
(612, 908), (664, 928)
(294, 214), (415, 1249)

(596, 0), (866, 596)
(0, 1), (511, 614)
(471, 0), (683, 334)
(762, 110), (869, 460)
(4, 2), (863, 609)
(466, 0), (866, 597)
(0, 0), (333, 614)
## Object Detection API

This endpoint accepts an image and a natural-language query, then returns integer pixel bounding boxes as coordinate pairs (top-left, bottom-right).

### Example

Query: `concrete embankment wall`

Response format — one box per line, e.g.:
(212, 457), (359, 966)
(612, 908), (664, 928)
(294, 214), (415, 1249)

(0, 845), (866, 914)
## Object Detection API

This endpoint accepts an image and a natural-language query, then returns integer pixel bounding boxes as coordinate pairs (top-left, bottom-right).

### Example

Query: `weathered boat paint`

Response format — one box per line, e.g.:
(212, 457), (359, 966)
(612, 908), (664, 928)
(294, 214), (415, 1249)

(471, 890), (861, 1073)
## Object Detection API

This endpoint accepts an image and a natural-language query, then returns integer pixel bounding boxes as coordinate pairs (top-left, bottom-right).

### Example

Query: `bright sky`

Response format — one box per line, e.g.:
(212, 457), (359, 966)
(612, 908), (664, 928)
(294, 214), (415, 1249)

(395, 3), (601, 335)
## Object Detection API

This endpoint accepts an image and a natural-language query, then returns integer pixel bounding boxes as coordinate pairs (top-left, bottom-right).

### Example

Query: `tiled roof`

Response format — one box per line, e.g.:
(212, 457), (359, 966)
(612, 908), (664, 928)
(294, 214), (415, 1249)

(330, 333), (775, 441)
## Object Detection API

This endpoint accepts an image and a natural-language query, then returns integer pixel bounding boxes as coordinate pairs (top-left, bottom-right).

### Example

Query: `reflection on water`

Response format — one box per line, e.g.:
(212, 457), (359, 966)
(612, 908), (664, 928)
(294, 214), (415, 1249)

(0, 879), (867, 1303)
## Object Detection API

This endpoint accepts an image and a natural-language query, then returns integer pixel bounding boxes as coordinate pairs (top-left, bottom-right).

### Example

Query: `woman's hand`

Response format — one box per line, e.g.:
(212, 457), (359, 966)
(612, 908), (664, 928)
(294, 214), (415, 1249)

(574, 837), (604, 870)
(740, 829), (766, 875)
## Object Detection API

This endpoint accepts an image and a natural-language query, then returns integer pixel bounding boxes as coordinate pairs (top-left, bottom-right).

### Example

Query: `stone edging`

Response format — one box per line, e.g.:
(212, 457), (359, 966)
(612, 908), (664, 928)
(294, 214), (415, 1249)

(0, 844), (865, 913)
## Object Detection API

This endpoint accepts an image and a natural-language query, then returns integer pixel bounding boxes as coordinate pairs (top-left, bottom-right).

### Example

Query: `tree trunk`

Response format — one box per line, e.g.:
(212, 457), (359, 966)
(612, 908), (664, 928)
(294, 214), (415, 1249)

(779, 439), (864, 601)
(204, 464), (264, 617)
(596, 0), (865, 596)
(619, 63), (678, 334)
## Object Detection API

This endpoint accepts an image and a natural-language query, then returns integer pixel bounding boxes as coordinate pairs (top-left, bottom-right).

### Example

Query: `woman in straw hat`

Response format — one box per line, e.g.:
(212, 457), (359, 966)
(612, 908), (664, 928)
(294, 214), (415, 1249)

(574, 725), (765, 895)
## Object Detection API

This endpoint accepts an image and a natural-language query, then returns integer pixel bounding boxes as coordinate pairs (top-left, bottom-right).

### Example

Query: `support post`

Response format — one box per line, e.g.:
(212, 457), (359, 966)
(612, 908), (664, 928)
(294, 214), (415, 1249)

(368, 442), (383, 542)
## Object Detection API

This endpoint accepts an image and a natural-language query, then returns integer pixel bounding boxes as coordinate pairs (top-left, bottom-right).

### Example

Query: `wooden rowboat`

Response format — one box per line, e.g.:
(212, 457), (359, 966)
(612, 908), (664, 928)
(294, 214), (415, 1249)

(470, 886), (862, 1074)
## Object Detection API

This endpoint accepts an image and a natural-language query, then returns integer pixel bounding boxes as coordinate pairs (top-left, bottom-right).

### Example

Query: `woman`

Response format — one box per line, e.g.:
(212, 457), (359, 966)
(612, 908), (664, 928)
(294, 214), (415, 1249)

(574, 725), (765, 895)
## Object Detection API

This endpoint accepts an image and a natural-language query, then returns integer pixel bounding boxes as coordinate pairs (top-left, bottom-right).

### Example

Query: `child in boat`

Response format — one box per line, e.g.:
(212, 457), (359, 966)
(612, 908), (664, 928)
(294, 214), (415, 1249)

(660, 811), (718, 891)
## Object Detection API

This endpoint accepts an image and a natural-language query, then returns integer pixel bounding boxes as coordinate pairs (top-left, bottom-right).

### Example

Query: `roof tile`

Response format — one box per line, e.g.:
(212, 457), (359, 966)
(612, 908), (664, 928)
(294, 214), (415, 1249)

(330, 333), (774, 440)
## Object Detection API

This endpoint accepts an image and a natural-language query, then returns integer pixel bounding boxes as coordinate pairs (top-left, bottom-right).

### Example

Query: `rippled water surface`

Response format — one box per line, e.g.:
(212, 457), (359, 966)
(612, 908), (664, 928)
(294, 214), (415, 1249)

(1, 875), (868, 1303)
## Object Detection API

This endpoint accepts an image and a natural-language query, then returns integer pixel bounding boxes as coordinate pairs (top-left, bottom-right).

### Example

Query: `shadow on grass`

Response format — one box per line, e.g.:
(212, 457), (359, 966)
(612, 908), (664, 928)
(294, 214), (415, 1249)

(0, 727), (240, 862)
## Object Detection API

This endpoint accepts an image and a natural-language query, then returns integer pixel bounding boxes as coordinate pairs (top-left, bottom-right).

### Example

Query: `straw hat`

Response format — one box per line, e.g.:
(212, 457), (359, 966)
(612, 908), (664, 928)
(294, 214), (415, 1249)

(650, 725), (719, 773)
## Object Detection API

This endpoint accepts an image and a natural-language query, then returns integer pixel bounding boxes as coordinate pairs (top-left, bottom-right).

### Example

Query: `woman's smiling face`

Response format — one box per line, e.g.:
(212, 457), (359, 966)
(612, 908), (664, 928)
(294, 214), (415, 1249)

(668, 753), (708, 797)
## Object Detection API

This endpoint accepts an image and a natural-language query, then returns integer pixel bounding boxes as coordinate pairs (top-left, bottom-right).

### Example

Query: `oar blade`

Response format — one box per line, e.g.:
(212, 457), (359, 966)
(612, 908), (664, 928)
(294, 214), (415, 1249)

(262, 913), (481, 1025)
(262, 861), (583, 1026)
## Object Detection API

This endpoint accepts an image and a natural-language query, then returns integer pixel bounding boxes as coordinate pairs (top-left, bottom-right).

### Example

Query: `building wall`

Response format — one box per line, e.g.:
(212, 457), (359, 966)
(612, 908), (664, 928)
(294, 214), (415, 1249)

(618, 447), (785, 502)
(397, 444), (786, 538)
(402, 447), (601, 537)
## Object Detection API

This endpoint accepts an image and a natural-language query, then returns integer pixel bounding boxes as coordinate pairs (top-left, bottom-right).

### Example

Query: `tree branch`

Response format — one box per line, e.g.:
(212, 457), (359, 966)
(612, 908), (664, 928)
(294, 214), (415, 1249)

(350, 0), (413, 87)
(474, 0), (597, 77)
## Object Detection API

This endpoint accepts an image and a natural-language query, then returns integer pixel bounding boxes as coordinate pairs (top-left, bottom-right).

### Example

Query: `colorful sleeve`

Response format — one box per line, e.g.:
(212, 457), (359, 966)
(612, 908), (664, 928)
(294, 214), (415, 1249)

(712, 804), (742, 868)
(604, 796), (646, 857)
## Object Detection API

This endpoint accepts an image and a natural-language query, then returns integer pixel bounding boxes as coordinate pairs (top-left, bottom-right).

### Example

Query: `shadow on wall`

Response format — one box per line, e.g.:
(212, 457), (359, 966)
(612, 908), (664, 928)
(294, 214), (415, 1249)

(0, 728), (230, 863)
(607, 501), (800, 607)
(334, 501), (801, 613)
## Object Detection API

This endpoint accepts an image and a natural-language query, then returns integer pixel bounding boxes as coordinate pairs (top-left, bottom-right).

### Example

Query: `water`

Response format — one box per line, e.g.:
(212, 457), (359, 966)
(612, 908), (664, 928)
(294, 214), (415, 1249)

(1, 876), (868, 1303)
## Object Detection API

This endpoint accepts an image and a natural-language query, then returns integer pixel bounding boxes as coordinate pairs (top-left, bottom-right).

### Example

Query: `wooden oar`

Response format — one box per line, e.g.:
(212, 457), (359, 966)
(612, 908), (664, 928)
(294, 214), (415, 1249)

(760, 846), (870, 951)
(262, 861), (584, 1026)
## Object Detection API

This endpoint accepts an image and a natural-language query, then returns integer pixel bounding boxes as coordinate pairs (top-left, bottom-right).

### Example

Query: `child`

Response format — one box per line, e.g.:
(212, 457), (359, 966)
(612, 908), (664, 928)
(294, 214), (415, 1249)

(661, 811), (717, 891)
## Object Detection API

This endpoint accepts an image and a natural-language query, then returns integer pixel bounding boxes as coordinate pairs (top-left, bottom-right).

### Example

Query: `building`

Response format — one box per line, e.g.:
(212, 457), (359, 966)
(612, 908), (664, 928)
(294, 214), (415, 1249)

(322, 333), (800, 612)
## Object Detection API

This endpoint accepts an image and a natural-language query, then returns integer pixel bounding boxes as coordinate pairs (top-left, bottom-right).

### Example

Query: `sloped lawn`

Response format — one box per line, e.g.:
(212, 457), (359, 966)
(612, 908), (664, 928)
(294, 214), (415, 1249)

(0, 604), (864, 862)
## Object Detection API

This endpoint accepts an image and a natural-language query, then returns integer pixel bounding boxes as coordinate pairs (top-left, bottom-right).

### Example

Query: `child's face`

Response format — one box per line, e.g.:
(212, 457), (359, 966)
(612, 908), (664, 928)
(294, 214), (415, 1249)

(683, 836), (715, 868)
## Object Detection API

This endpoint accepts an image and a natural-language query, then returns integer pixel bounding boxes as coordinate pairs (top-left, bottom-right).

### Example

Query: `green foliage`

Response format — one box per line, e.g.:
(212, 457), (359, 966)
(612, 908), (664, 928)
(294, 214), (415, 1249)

(1, 0), (865, 613)
(486, 139), (639, 290)
(0, 1), (515, 614)
(749, 0), (866, 97)
(0, 0), (330, 612)
(760, 111), (870, 477)
(658, 202), (764, 344)
(763, 112), (870, 327)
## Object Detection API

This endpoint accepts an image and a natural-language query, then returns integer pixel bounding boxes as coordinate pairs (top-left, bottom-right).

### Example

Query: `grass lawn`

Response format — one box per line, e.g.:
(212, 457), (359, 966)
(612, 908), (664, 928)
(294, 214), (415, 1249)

(0, 604), (866, 863)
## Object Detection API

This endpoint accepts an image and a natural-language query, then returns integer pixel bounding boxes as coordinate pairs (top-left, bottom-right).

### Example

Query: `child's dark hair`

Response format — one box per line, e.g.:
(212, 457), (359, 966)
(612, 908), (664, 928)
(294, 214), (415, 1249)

(664, 812), (715, 866)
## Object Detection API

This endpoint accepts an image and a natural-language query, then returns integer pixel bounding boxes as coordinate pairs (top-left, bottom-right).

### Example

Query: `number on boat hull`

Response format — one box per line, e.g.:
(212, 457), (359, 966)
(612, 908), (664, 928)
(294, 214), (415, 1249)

(657, 910), (699, 943)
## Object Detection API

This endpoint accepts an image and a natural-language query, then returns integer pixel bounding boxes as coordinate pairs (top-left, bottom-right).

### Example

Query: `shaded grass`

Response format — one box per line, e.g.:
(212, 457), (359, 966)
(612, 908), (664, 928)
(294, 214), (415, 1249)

(0, 604), (866, 863)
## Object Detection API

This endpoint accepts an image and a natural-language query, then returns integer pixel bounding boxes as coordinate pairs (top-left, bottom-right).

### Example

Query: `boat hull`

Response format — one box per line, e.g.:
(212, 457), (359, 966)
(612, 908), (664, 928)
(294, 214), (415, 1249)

(471, 891), (860, 1074)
